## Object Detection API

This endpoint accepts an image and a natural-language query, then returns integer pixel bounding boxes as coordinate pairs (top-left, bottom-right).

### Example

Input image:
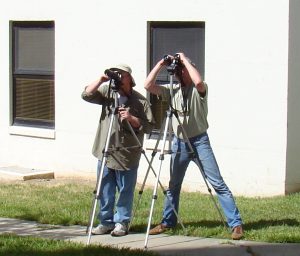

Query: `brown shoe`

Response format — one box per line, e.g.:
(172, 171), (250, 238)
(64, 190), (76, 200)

(231, 225), (244, 240)
(149, 224), (168, 235)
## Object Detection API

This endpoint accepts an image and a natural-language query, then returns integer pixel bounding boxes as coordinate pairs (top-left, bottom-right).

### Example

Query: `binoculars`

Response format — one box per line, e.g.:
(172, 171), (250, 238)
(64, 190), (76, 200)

(104, 69), (122, 91)
(163, 54), (184, 74)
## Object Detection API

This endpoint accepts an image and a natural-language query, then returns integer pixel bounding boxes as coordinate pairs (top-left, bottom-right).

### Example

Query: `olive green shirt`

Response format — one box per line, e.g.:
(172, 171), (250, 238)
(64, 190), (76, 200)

(161, 82), (208, 139)
(82, 84), (155, 170)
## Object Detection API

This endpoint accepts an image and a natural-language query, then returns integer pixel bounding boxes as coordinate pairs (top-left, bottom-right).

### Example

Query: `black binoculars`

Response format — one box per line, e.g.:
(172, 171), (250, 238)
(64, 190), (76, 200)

(105, 69), (122, 91)
(163, 54), (183, 74)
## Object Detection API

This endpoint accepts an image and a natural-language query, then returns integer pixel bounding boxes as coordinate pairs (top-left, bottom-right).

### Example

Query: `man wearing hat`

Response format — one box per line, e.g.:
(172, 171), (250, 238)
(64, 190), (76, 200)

(82, 64), (155, 236)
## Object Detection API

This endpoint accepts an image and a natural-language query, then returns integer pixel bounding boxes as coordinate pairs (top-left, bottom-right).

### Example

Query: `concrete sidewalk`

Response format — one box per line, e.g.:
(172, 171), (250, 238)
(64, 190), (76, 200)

(1, 218), (300, 256)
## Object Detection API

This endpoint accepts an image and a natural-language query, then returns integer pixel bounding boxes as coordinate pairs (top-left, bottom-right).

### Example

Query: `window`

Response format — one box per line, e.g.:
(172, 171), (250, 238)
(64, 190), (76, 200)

(148, 21), (205, 130)
(11, 21), (55, 128)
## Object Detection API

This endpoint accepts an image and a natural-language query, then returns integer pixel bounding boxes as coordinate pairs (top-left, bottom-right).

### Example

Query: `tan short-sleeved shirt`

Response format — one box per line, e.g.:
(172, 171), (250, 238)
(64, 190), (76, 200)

(161, 82), (209, 139)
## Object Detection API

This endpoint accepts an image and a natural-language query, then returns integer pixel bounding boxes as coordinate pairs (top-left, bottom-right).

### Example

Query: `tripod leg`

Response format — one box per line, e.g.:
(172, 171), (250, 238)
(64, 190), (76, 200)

(144, 114), (171, 249)
(130, 147), (186, 233)
(129, 150), (158, 232)
(129, 118), (166, 232)
(193, 158), (227, 229)
(144, 111), (186, 248)
(86, 111), (117, 245)
(86, 159), (107, 245)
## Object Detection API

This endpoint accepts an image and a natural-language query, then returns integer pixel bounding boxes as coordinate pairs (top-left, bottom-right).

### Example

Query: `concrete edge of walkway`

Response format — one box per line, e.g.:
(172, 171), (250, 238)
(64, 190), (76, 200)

(0, 166), (54, 181)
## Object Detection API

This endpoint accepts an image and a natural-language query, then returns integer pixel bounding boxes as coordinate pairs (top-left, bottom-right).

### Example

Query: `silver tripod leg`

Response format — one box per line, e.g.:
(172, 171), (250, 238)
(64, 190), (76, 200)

(129, 116), (185, 234)
(86, 108), (117, 245)
(129, 118), (165, 232)
(144, 109), (186, 249)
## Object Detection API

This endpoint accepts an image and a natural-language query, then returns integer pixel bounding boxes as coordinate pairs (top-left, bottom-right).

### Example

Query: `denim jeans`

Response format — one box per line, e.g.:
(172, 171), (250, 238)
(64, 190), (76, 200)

(97, 160), (138, 226)
(161, 132), (242, 229)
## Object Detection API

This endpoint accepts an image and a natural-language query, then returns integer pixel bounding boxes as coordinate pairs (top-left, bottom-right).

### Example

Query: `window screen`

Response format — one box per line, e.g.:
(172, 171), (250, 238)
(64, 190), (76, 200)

(12, 21), (55, 128)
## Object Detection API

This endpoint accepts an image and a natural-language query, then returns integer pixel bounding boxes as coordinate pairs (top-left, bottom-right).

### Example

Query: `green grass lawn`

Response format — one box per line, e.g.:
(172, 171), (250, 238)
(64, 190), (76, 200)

(0, 178), (300, 245)
(0, 233), (157, 256)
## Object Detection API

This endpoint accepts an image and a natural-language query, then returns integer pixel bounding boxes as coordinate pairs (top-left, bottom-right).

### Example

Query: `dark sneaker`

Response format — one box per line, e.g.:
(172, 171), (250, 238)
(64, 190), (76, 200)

(231, 225), (244, 240)
(91, 224), (114, 235)
(111, 223), (128, 237)
(149, 224), (168, 235)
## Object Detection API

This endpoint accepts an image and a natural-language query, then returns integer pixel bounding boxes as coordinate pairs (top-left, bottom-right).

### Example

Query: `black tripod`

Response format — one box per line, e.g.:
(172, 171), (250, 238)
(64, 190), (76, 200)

(137, 60), (227, 250)
(85, 77), (154, 245)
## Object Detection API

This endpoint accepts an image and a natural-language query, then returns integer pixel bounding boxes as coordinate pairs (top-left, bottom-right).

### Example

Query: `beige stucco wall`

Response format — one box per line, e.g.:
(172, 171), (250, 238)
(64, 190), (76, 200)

(0, 0), (298, 196)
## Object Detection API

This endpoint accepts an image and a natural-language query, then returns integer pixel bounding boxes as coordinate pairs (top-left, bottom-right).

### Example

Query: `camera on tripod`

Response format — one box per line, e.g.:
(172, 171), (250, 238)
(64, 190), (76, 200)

(104, 69), (122, 91)
(164, 54), (184, 75)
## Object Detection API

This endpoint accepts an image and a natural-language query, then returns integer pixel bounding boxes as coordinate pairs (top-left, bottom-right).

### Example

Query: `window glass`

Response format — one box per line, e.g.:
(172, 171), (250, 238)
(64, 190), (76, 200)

(12, 21), (55, 128)
(15, 27), (54, 74)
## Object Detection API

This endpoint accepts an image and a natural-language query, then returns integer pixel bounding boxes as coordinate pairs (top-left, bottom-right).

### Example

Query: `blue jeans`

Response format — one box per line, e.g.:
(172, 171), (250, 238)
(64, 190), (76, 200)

(161, 132), (242, 229)
(97, 160), (138, 226)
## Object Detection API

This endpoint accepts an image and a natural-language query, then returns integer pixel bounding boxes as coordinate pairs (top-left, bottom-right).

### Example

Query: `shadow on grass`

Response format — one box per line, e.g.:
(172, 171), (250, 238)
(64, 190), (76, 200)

(182, 218), (300, 230)
(243, 218), (300, 230)
(131, 218), (300, 233)
(13, 211), (84, 226)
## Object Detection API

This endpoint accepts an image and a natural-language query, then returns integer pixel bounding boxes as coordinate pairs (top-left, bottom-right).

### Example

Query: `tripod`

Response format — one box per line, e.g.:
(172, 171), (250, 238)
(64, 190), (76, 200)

(130, 104), (186, 234)
(85, 79), (154, 245)
(139, 69), (227, 250)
